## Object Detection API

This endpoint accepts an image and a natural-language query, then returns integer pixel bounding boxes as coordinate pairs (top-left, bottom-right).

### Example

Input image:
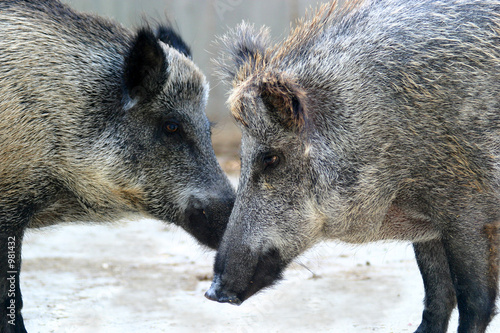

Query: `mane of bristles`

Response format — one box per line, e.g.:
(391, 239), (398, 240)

(270, 0), (363, 67)
(270, 1), (337, 64)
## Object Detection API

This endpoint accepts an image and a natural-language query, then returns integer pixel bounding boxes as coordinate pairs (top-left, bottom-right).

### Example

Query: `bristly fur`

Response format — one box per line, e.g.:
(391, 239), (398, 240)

(269, 0), (354, 67)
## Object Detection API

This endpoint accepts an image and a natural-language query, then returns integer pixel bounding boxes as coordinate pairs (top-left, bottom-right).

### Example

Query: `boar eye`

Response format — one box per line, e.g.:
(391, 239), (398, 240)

(263, 155), (280, 170)
(163, 121), (179, 134)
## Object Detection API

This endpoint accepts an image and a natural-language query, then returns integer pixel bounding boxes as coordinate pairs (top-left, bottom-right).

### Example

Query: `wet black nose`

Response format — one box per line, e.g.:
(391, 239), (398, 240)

(204, 275), (242, 305)
(183, 195), (234, 249)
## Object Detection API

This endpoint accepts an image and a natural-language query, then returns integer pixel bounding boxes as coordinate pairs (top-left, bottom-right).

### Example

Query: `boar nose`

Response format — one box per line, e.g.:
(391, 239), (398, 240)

(186, 196), (206, 216)
(204, 274), (242, 305)
(184, 193), (234, 249)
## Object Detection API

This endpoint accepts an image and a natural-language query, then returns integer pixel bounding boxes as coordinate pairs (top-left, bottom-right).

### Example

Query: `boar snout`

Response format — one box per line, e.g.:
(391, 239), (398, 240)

(183, 192), (234, 249)
(205, 274), (242, 305)
(205, 246), (286, 304)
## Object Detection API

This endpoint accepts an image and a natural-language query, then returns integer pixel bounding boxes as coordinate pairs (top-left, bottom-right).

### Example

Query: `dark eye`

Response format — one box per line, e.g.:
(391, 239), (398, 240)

(163, 121), (179, 134)
(263, 155), (280, 170)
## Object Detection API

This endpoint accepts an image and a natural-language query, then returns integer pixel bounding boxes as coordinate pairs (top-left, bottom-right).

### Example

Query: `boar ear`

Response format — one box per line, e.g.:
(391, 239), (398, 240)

(260, 74), (309, 132)
(156, 25), (192, 59)
(215, 21), (270, 84)
(122, 28), (168, 108)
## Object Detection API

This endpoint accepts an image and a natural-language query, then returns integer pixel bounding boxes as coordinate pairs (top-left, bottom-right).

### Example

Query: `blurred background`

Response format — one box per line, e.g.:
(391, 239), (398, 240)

(61, 0), (339, 173)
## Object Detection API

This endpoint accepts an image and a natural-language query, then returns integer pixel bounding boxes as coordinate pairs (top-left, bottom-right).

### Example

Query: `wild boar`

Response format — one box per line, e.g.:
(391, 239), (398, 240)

(0, 0), (235, 332)
(205, 1), (500, 332)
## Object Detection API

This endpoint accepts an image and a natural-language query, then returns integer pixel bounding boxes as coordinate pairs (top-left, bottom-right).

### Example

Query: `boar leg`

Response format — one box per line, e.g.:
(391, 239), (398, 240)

(0, 229), (27, 333)
(413, 239), (457, 333)
(442, 221), (498, 333)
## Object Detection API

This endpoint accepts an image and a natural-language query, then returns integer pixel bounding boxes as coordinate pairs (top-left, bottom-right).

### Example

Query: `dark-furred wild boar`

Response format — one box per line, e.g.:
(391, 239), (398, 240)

(205, 1), (500, 332)
(0, 0), (235, 332)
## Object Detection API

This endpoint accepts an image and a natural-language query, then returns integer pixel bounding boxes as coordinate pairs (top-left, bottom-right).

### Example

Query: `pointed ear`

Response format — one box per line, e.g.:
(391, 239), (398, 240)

(122, 28), (167, 108)
(215, 21), (271, 84)
(156, 25), (191, 59)
(260, 73), (309, 132)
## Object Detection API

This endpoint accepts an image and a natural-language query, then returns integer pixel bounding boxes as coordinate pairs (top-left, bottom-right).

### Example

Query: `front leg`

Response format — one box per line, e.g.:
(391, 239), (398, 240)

(1, 230), (27, 333)
(413, 239), (457, 333)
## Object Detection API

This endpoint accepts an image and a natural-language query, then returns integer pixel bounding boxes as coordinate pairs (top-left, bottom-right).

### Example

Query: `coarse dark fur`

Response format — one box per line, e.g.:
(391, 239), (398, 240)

(205, 1), (500, 332)
(0, 0), (235, 332)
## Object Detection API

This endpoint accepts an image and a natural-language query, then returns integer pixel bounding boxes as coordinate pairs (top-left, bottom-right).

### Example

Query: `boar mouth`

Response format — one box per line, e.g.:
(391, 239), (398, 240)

(205, 248), (286, 305)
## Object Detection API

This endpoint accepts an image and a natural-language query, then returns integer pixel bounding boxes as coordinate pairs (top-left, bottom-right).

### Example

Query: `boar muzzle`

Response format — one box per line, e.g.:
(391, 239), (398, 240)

(183, 193), (234, 249)
(205, 247), (286, 305)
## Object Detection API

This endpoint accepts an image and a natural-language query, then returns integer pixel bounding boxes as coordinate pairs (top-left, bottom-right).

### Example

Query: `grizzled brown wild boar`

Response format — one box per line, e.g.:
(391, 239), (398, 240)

(0, 0), (235, 331)
(205, 0), (500, 332)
